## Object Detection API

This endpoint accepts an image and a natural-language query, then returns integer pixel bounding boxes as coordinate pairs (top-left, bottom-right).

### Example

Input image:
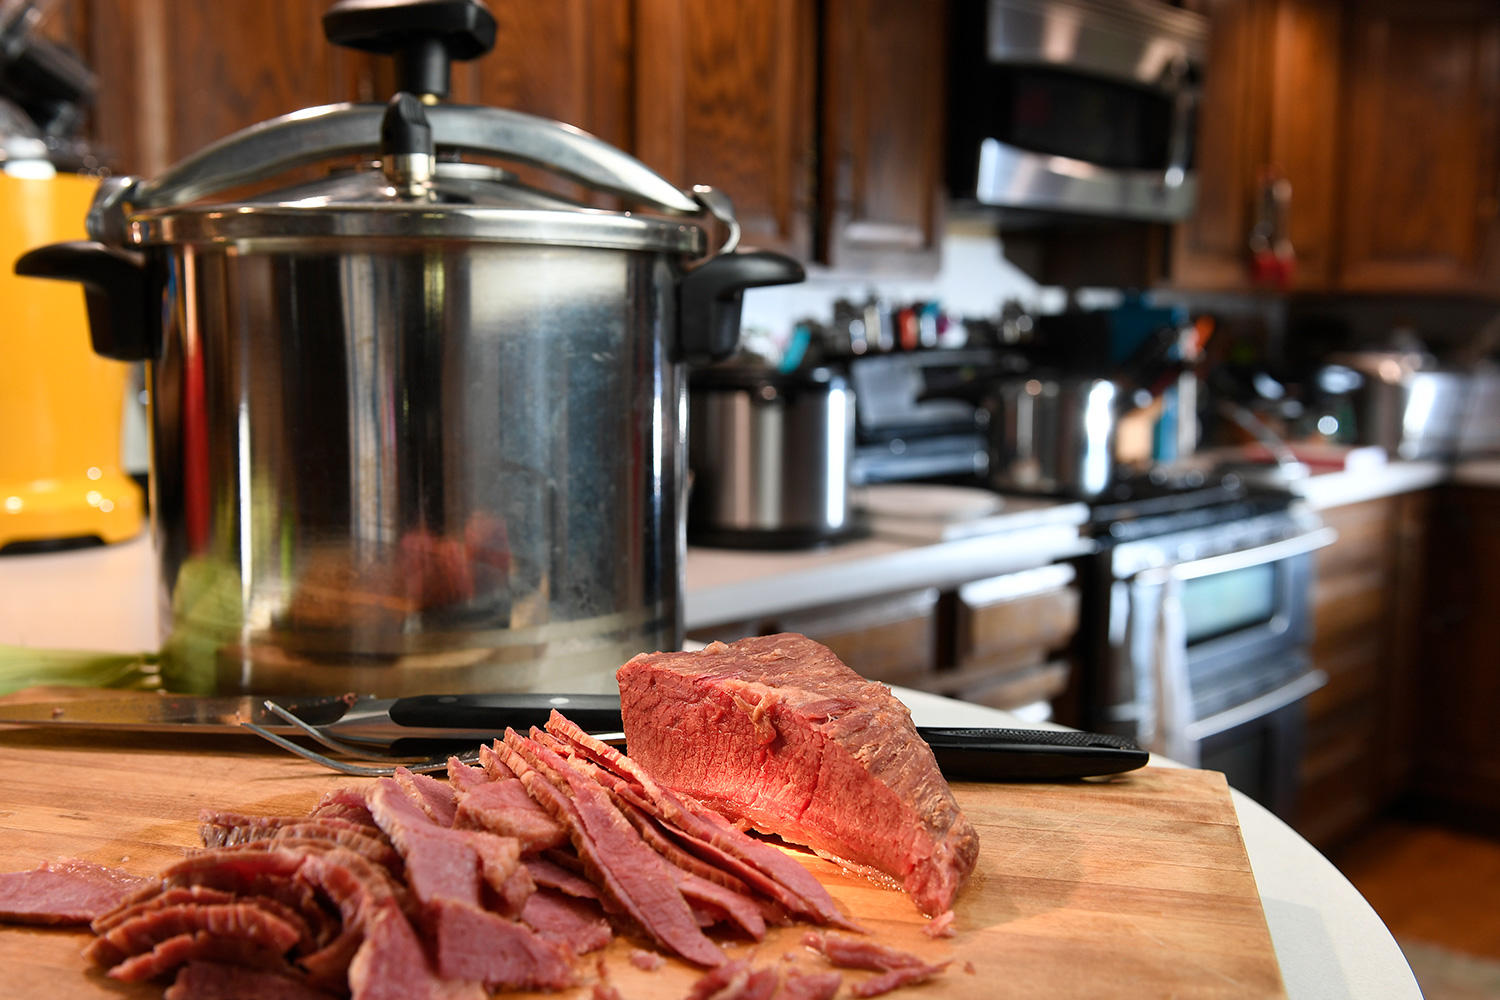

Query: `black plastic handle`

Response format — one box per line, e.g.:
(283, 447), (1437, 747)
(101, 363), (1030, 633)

(676, 250), (805, 365)
(14, 240), (156, 362)
(324, 0), (498, 100)
(388, 693), (626, 735)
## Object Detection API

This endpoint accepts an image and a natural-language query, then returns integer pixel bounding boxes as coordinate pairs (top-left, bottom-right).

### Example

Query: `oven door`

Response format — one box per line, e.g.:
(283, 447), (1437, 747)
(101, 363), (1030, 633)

(1120, 526), (1336, 775)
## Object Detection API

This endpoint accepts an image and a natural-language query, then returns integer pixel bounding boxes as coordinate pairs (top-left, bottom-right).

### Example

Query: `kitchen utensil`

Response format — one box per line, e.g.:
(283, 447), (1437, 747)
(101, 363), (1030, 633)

(924, 371), (1123, 498)
(0, 4), (141, 553)
(688, 364), (858, 549)
(1322, 350), (1470, 460)
(0, 737), (1286, 1000)
(15, 0), (804, 696)
(0, 691), (1149, 780)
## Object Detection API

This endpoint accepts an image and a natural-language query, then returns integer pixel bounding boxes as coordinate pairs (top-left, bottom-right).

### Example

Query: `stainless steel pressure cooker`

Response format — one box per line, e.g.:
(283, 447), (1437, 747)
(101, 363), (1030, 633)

(17, 0), (804, 696)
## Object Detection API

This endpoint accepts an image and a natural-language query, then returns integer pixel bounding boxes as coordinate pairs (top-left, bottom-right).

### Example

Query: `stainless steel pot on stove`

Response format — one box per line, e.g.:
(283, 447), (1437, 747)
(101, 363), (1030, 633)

(16, 0), (804, 696)
(923, 370), (1122, 498)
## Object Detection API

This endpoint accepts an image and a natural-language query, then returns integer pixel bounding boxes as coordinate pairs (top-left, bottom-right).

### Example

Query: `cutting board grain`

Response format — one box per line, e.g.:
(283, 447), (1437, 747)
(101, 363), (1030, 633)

(0, 706), (1286, 998)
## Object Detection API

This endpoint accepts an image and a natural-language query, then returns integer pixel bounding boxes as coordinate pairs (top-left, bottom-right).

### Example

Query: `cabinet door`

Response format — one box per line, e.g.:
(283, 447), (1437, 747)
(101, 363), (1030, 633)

(819, 0), (945, 275)
(87, 0), (380, 177)
(1338, 0), (1500, 292)
(453, 0), (633, 206)
(1170, 0), (1342, 292)
(634, 0), (817, 258)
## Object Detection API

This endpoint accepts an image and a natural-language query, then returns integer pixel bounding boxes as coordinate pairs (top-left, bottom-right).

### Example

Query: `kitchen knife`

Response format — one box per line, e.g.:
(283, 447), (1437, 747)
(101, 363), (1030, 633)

(0, 692), (1149, 780)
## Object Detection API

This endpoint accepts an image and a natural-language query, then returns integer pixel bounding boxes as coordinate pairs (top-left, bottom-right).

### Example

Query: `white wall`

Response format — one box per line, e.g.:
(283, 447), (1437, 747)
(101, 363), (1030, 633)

(738, 214), (1052, 342)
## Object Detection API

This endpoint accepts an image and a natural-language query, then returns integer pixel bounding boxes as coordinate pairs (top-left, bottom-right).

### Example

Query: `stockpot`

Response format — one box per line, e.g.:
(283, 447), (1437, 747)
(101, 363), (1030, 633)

(17, 0), (803, 696)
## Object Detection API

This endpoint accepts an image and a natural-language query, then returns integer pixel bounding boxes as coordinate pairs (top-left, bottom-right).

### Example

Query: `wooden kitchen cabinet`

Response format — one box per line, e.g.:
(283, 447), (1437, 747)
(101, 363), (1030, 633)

(1413, 486), (1500, 833)
(632, 0), (818, 259)
(1295, 491), (1429, 849)
(1172, 0), (1500, 296)
(818, 0), (947, 275)
(1170, 0), (1343, 292)
(1336, 0), (1500, 293)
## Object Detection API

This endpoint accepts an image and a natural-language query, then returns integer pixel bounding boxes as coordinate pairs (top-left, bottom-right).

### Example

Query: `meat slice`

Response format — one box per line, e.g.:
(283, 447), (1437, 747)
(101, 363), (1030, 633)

(447, 757), (490, 793)
(518, 887), (612, 954)
(105, 930), (294, 983)
(616, 634), (979, 916)
(523, 857), (599, 900)
(393, 767), (459, 828)
(684, 959), (781, 1000)
(428, 897), (576, 990)
(799, 931), (929, 971)
(367, 778), (483, 908)
(346, 902), (483, 1000)
(848, 964), (951, 997)
(776, 970), (843, 1000)
(544, 712), (852, 929)
(492, 730), (726, 967)
(309, 788), (378, 827)
(453, 777), (569, 853)
(165, 961), (340, 1000)
(0, 860), (154, 926)
(85, 901), (303, 968)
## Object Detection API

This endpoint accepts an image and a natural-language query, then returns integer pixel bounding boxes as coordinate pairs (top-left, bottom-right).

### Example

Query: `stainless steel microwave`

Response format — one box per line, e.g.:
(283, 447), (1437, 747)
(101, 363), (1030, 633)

(947, 0), (1208, 223)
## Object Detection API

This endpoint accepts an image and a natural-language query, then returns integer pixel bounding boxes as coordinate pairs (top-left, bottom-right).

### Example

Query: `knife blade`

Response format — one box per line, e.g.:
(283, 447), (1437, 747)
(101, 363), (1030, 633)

(0, 692), (1148, 780)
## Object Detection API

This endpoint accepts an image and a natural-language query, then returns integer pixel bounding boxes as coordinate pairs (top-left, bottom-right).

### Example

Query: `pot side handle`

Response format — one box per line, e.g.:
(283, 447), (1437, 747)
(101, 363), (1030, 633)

(676, 250), (805, 366)
(14, 240), (156, 362)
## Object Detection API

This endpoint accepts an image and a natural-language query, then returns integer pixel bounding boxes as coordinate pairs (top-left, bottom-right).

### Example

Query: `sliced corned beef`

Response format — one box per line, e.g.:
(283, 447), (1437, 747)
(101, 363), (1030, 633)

(477, 743), (516, 780)
(523, 857), (599, 900)
(616, 634), (979, 916)
(105, 930), (295, 983)
(799, 931), (929, 971)
(346, 902), (483, 1000)
(684, 959), (781, 1000)
(921, 908), (956, 938)
(447, 757), (490, 794)
(0, 860), (154, 925)
(428, 897), (575, 990)
(85, 900), (304, 968)
(518, 887), (612, 954)
(669, 870), (766, 940)
(628, 947), (664, 971)
(493, 730), (726, 967)
(93, 885), (236, 934)
(544, 712), (853, 929)
(309, 788), (378, 827)
(776, 969), (844, 1000)
(165, 961), (340, 1000)
(393, 767), (459, 828)
(367, 779), (483, 909)
(452, 777), (568, 853)
(199, 810), (374, 847)
(848, 963), (951, 997)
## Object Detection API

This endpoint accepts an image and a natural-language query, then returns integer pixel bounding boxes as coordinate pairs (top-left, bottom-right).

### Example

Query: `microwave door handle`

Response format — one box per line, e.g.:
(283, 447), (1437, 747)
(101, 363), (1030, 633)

(1183, 669), (1329, 743)
(1164, 526), (1339, 583)
(1163, 84), (1197, 190)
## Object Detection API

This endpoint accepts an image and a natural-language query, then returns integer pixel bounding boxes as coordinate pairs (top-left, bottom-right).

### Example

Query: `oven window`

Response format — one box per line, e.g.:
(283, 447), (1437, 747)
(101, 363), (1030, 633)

(1181, 563), (1277, 645)
(996, 67), (1174, 171)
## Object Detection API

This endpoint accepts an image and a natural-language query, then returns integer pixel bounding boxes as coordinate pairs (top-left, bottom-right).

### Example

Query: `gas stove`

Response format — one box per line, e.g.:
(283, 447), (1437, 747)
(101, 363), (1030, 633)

(1085, 470), (1296, 544)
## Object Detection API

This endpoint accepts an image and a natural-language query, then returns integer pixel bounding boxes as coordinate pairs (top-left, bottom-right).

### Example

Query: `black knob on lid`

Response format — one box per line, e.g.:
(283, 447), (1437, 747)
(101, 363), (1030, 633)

(323, 0), (497, 100)
(381, 91), (433, 157)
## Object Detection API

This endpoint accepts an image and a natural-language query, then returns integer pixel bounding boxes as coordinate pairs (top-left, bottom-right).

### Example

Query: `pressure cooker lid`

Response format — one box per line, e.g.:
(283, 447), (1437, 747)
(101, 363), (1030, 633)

(88, 0), (729, 258)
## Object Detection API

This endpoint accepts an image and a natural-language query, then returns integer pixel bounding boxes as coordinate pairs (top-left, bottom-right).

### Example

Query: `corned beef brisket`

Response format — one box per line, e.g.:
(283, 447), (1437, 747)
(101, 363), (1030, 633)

(616, 633), (979, 916)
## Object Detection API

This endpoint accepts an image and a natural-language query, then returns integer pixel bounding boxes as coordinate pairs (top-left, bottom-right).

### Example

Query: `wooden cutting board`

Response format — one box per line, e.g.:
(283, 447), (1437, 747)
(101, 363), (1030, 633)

(0, 703), (1286, 999)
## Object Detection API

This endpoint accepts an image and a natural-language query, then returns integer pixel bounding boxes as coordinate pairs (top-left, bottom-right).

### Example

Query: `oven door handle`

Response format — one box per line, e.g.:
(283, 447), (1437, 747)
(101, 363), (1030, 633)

(1141, 526), (1339, 584)
(1183, 669), (1329, 743)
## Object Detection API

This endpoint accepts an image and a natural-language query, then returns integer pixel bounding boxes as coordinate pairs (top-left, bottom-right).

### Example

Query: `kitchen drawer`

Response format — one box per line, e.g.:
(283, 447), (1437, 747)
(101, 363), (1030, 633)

(916, 659), (1071, 713)
(1312, 567), (1388, 640)
(1307, 633), (1383, 723)
(687, 588), (940, 686)
(1314, 498), (1397, 578)
(954, 564), (1078, 669)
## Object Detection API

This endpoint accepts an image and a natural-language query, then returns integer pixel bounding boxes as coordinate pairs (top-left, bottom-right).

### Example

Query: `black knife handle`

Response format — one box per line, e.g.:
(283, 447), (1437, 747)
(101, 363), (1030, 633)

(917, 727), (1149, 781)
(388, 693), (625, 735)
